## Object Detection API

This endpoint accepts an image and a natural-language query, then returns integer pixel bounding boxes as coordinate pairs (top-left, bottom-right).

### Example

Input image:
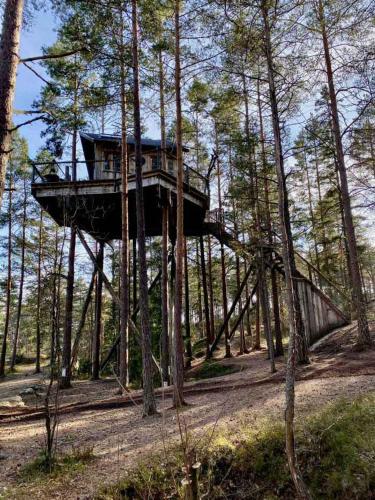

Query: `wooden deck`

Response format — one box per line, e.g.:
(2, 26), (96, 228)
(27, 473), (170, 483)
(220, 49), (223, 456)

(32, 170), (209, 241)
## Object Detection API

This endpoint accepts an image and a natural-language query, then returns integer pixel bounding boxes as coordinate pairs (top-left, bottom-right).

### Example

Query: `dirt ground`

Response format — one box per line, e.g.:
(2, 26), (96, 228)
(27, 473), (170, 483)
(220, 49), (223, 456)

(1, 322), (374, 499)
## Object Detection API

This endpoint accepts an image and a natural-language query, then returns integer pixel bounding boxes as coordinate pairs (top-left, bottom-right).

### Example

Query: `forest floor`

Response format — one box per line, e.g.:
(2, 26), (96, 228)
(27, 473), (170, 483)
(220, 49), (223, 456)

(0, 320), (374, 499)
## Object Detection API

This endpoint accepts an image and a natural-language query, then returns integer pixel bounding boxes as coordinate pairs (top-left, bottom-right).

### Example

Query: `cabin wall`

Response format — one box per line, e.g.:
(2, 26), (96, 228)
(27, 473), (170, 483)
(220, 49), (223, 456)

(92, 142), (177, 180)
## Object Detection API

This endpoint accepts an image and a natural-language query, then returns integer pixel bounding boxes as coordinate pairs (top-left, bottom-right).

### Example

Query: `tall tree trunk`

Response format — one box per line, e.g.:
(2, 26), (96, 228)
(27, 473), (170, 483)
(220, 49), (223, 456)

(184, 238), (192, 368)
(215, 146), (231, 358)
(71, 269), (96, 370)
(159, 48), (170, 385)
(0, 174), (13, 377)
(259, 249), (276, 373)
(0, 0), (24, 207)
(199, 236), (211, 359)
(131, 0), (157, 415)
(92, 242), (104, 380)
(317, 0), (371, 347)
(59, 131), (78, 389)
(256, 83), (283, 356)
(60, 226), (76, 388)
(119, 34), (130, 389)
(10, 178), (27, 369)
(173, 0), (186, 406)
(161, 204), (170, 384)
(195, 239), (203, 337)
(207, 235), (215, 342)
(261, 3), (310, 498)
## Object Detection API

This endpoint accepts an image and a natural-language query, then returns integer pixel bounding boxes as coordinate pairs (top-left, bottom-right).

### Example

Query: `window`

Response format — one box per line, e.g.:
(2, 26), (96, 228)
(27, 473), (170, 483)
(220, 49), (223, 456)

(168, 159), (174, 174)
(104, 153), (110, 171)
(151, 155), (161, 170)
(113, 155), (121, 172)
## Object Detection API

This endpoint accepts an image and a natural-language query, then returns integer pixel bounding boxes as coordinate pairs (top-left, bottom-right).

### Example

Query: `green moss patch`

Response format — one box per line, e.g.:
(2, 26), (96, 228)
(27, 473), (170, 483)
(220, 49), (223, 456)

(98, 393), (375, 499)
(20, 446), (95, 483)
(187, 360), (240, 381)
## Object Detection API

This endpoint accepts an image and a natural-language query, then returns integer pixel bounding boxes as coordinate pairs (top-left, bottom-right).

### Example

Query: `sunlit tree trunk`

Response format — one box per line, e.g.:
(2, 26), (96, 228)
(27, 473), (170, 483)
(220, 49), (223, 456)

(132, 0), (157, 415)
(0, 0), (24, 207)
(173, 0), (186, 406)
(10, 178), (27, 369)
(119, 27), (130, 388)
(317, 0), (371, 347)
(261, 3), (310, 497)
(0, 174), (13, 377)
(59, 130), (78, 389)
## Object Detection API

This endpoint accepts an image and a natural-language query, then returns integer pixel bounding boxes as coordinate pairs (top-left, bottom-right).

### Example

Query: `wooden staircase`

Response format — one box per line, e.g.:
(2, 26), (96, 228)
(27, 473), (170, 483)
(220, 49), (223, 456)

(204, 217), (349, 353)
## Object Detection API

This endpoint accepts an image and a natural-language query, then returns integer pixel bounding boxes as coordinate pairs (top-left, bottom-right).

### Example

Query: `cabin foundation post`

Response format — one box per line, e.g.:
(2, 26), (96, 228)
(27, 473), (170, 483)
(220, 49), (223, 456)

(92, 241), (104, 380)
(161, 203), (170, 385)
(184, 237), (192, 368)
(169, 233), (176, 385)
(199, 236), (211, 360)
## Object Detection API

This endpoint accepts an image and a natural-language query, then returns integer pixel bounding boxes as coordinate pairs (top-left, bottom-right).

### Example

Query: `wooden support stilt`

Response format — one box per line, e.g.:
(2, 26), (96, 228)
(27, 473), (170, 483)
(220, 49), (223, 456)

(199, 235), (211, 359)
(229, 280), (258, 340)
(161, 204), (170, 384)
(70, 268), (97, 370)
(184, 237), (192, 368)
(92, 242), (104, 380)
(76, 228), (161, 373)
(209, 264), (255, 356)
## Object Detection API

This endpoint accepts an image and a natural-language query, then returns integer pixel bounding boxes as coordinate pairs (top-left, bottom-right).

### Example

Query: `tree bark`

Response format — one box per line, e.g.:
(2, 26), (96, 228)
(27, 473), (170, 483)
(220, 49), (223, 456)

(261, 3), (310, 498)
(195, 239), (203, 337)
(172, 0), (186, 406)
(71, 269), (96, 370)
(207, 234), (215, 343)
(200, 236), (211, 359)
(256, 82), (283, 356)
(0, 174), (13, 377)
(92, 242), (104, 380)
(132, 0), (157, 415)
(10, 178), (27, 369)
(59, 226), (76, 389)
(159, 49), (170, 385)
(119, 33), (130, 388)
(184, 238), (192, 368)
(317, 0), (371, 347)
(0, 0), (24, 207)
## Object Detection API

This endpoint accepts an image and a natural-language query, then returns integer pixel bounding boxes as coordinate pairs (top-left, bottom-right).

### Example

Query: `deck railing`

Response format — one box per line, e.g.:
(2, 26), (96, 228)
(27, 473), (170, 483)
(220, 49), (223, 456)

(31, 159), (209, 195)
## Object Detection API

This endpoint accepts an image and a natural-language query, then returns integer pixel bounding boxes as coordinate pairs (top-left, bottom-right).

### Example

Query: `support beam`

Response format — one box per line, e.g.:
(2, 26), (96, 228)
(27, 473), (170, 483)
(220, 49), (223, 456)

(229, 280), (258, 340)
(100, 265), (163, 371)
(199, 236), (211, 359)
(209, 263), (255, 355)
(70, 268), (97, 370)
(92, 242), (104, 380)
(76, 228), (161, 374)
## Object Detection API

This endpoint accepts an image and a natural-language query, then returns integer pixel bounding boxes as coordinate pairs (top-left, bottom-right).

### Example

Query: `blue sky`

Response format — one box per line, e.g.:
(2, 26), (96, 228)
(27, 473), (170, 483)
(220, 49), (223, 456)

(14, 8), (58, 157)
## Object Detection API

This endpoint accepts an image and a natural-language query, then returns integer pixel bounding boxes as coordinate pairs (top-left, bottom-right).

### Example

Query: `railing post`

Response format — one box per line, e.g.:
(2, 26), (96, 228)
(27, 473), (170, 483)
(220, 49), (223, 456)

(65, 164), (69, 181)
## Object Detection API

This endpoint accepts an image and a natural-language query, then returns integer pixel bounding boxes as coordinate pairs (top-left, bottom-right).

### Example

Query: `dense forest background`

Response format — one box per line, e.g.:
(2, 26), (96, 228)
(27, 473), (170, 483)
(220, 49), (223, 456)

(0, 0), (374, 497)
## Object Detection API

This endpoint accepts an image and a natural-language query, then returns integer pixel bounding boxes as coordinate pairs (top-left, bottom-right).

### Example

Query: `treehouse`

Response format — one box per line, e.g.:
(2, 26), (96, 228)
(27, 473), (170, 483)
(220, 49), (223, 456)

(31, 132), (209, 241)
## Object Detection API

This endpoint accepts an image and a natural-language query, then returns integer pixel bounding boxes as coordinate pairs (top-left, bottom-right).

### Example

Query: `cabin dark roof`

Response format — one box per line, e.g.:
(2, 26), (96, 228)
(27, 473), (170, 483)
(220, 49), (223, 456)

(80, 132), (186, 151)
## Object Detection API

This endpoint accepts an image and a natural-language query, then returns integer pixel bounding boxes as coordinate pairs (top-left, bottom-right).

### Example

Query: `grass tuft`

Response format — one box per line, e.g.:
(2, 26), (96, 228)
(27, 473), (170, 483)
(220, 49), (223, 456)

(187, 360), (239, 381)
(20, 445), (95, 483)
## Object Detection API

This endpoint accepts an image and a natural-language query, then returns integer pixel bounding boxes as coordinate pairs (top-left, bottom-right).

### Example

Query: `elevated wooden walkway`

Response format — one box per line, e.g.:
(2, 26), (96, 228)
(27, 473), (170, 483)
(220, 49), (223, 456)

(204, 217), (349, 352)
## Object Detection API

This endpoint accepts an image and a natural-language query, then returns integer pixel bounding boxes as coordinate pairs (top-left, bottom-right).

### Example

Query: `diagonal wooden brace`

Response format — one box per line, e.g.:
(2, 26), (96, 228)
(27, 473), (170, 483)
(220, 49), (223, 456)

(76, 228), (161, 374)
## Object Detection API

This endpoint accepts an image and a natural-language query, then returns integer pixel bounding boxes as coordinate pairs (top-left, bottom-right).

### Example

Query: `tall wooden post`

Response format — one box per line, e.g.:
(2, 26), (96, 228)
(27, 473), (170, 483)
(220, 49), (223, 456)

(199, 236), (211, 359)
(92, 242), (104, 380)
(161, 203), (170, 384)
(207, 235), (215, 343)
(184, 237), (192, 368)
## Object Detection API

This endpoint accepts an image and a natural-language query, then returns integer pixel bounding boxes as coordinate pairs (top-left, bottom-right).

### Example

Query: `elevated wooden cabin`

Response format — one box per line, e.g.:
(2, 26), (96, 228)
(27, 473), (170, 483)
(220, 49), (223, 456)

(31, 132), (209, 241)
